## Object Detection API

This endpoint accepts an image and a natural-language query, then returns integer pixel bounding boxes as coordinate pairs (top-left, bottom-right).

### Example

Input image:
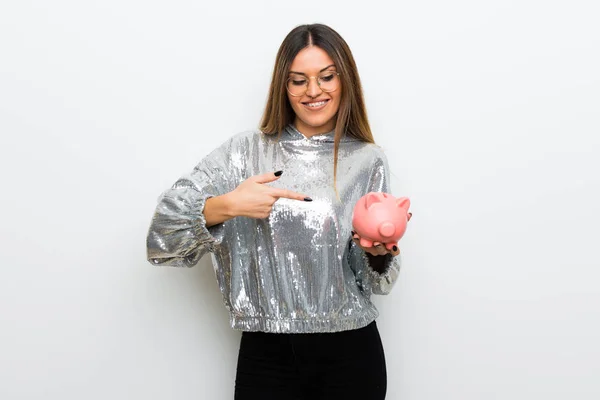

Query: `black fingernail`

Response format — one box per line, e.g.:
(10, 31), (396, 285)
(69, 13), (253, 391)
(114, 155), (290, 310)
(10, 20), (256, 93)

(274, 170), (283, 176)
(393, 245), (398, 251)
(304, 197), (312, 202)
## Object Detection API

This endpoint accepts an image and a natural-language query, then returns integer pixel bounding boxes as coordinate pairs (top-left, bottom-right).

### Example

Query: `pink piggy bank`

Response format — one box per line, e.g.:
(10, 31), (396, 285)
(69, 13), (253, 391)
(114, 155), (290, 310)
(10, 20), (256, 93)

(352, 192), (411, 251)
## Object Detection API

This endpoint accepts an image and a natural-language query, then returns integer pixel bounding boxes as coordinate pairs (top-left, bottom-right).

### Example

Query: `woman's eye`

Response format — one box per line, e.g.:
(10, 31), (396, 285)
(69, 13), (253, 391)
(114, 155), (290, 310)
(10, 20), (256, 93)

(291, 79), (307, 86)
(320, 74), (334, 82)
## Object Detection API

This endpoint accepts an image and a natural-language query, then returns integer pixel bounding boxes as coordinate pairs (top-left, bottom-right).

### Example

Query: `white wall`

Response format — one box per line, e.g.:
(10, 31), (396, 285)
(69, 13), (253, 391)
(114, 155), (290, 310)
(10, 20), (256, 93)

(1, 1), (599, 399)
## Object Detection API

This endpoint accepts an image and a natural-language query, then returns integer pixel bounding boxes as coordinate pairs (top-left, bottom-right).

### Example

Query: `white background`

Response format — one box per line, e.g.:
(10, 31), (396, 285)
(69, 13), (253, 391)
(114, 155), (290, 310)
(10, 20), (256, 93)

(1, 1), (599, 399)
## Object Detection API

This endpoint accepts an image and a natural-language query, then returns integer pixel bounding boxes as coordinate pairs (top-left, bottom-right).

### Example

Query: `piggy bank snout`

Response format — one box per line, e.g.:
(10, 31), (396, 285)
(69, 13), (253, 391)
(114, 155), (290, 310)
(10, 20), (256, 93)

(378, 222), (396, 237)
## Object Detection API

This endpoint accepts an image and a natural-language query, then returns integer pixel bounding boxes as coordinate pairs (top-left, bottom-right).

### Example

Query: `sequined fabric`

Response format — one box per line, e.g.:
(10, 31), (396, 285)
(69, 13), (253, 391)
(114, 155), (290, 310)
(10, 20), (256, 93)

(146, 124), (402, 333)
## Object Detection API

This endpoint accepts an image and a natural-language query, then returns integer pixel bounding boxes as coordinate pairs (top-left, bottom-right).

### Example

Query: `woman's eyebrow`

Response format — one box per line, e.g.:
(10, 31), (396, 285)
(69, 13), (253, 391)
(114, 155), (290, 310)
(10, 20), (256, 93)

(289, 64), (336, 75)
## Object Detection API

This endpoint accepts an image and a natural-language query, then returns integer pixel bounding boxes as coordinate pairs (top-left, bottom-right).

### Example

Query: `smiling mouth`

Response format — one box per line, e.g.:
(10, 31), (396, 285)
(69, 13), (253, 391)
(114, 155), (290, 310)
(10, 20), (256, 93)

(302, 99), (330, 108)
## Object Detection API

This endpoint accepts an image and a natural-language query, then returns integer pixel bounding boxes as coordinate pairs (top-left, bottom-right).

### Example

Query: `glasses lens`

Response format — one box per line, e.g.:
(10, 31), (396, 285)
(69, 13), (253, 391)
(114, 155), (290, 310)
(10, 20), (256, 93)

(287, 76), (308, 96)
(318, 71), (339, 92)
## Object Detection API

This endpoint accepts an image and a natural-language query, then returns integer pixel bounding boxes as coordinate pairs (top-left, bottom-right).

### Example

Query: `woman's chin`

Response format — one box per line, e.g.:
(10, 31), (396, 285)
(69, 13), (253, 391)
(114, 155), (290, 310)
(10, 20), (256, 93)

(298, 116), (335, 130)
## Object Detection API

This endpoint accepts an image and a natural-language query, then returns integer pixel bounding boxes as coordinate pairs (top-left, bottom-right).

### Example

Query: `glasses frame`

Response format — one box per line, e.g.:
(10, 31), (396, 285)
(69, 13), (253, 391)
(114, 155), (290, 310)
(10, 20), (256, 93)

(286, 71), (341, 97)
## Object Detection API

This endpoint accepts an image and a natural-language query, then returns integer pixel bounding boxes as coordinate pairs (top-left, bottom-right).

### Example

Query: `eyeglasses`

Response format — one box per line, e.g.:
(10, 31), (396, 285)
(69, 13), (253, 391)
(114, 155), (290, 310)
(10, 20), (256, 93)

(286, 70), (341, 97)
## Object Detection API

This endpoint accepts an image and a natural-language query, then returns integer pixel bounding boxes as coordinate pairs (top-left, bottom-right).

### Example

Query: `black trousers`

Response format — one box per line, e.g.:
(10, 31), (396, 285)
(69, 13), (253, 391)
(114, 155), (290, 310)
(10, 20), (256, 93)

(234, 321), (387, 400)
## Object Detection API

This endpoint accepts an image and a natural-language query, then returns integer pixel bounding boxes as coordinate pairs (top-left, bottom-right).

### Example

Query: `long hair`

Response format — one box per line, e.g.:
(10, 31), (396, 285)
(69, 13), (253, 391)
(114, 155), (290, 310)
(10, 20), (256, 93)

(260, 24), (375, 199)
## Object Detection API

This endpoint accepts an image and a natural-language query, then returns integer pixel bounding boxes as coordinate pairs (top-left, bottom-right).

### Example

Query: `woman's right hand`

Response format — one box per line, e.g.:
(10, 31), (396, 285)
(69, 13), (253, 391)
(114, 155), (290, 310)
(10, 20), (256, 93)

(225, 171), (312, 219)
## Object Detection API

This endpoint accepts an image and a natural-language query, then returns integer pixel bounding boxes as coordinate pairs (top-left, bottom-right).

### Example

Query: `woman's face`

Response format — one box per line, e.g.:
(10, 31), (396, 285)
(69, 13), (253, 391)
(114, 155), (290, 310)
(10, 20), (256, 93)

(287, 46), (342, 137)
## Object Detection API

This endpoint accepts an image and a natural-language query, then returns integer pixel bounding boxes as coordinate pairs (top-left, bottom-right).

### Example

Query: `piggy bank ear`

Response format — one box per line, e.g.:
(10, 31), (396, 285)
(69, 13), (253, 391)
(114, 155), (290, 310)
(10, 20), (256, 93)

(396, 197), (411, 212)
(365, 192), (383, 209)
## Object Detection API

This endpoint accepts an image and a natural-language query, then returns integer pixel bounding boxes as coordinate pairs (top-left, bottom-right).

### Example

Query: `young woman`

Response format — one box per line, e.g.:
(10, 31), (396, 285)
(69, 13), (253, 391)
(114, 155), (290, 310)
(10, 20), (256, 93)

(146, 23), (411, 400)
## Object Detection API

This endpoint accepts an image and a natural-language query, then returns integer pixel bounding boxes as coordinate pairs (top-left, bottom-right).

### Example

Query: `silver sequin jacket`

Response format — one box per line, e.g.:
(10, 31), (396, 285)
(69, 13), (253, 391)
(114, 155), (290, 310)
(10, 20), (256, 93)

(146, 124), (402, 333)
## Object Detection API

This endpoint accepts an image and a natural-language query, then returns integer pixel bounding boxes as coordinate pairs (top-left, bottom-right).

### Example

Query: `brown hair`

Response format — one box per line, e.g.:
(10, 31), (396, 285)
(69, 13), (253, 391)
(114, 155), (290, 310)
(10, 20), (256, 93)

(260, 24), (375, 199)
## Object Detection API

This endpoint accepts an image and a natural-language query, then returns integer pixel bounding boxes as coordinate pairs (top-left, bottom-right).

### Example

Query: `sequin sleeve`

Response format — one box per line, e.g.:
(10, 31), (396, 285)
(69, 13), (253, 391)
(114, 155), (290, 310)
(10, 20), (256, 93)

(146, 137), (237, 267)
(347, 148), (402, 295)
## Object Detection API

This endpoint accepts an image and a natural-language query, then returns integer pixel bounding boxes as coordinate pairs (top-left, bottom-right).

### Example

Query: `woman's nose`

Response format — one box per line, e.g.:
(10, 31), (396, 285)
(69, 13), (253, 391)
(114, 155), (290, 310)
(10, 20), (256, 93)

(306, 77), (322, 98)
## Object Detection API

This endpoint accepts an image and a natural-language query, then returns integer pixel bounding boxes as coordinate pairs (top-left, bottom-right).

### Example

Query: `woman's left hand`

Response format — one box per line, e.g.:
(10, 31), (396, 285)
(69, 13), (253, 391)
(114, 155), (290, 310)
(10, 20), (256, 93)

(351, 212), (412, 257)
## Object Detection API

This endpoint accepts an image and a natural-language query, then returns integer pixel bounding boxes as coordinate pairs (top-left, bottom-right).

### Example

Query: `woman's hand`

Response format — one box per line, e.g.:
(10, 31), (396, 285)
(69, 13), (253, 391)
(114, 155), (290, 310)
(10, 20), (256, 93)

(224, 170), (312, 219)
(351, 212), (412, 257)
